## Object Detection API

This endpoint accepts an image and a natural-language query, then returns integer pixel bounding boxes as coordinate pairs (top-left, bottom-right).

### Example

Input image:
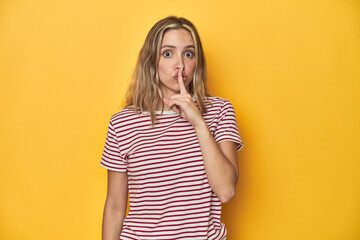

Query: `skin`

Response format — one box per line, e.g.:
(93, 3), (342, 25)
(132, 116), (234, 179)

(158, 29), (196, 104)
(102, 29), (239, 240)
(102, 171), (127, 240)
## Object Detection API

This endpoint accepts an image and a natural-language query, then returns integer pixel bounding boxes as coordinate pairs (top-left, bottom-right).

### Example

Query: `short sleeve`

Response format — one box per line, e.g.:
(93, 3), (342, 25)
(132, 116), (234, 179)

(214, 100), (244, 151)
(100, 119), (127, 172)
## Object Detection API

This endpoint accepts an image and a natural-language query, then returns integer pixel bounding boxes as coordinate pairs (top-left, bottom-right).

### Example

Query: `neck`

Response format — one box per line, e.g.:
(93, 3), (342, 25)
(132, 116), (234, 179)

(156, 101), (170, 111)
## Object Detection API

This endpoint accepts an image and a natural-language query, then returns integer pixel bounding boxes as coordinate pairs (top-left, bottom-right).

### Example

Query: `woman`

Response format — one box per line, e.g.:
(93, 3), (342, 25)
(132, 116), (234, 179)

(101, 16), (243, 240)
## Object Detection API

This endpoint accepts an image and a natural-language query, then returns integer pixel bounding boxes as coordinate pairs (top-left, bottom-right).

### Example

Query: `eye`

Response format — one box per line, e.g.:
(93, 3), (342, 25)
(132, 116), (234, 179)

(185, 51), (194, 58)
(162, 50), (172, 58)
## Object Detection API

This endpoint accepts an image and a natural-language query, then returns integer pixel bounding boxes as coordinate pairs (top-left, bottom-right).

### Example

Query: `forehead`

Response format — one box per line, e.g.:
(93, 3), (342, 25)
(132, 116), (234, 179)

(161, 29), (194, 46)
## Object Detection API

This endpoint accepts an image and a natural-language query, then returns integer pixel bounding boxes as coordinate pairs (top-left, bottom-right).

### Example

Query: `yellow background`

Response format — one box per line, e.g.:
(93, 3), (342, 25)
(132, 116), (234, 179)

(1, 0), (359, 239)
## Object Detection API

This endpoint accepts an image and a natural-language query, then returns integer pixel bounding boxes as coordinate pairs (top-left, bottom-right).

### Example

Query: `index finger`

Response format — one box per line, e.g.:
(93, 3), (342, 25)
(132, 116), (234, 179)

(178, 68), (187, 94)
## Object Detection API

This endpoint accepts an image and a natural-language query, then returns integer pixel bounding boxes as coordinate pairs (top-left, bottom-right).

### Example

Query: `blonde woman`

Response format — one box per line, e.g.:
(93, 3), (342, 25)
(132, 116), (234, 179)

(101, 16), (243, 240)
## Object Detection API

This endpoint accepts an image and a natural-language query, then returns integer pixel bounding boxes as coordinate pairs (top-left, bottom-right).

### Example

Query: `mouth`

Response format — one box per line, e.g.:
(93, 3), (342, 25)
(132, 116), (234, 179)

(174, 73), (187, 81)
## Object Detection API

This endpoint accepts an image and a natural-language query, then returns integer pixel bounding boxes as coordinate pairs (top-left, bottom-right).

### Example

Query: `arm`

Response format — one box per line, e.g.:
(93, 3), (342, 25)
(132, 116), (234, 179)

(163, 68), (239, 203)
(194, 122), (239, 203)
(102, 170), (128, 240)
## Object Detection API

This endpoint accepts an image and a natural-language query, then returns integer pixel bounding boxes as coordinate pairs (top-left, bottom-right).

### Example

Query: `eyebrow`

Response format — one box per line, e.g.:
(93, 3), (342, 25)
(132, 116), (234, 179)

(161, 44), (195, 49)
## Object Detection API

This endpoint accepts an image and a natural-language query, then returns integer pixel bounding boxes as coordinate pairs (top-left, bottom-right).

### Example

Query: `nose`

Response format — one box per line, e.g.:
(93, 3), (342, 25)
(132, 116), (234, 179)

(175, 55), (185, 70)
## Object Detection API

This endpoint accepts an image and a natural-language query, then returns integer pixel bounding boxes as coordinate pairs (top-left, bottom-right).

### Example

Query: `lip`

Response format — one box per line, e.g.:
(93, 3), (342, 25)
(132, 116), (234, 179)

(173, 73), (187, 81)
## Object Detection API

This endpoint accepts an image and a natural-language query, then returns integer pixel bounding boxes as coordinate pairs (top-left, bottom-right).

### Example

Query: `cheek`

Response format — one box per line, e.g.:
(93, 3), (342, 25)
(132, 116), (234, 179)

(158, 61), (166, 78)
(187, 61), (196, 75)
(158, 60), (171, 75)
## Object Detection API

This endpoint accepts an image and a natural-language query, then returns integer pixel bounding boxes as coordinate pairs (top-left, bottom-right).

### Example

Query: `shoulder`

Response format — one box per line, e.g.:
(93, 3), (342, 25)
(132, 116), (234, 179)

(205, 96), (234, 111)
(108, 106), (146, 128)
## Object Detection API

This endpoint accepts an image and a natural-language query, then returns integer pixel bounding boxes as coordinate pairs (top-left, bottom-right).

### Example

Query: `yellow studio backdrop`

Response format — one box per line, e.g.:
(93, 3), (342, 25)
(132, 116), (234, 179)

(0, 0), (359, 239)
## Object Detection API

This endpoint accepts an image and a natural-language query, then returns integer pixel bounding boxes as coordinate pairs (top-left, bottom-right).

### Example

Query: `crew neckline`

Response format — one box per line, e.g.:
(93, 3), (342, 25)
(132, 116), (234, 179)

(130, 96), (200, 115)
(155, 110), (180, 115)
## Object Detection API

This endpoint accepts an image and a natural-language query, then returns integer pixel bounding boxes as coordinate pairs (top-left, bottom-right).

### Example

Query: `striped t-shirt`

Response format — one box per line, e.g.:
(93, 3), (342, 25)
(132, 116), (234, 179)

(100, 96), (243, 240)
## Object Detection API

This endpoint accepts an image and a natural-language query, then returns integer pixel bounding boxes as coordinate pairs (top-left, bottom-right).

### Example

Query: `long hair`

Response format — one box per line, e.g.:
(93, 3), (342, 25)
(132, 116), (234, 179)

(125, 16), (209, 126)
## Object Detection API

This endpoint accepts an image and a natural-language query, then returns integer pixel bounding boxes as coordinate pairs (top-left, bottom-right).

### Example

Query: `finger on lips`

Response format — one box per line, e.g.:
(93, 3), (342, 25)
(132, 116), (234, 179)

(178, 68), (187, 94)
(163, 68), (191, 114)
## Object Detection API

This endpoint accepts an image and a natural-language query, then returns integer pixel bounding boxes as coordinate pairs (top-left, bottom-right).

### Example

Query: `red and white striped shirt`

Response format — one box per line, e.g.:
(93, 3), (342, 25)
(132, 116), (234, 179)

(101, 96), (243, 240)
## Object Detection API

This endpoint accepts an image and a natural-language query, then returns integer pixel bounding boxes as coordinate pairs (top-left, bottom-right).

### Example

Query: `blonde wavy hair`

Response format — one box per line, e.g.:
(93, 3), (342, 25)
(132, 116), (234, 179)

(125, 16), (209, 125)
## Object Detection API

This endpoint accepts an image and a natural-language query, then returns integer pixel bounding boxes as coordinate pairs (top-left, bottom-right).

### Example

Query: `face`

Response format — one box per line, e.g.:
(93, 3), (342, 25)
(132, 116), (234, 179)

(158, 29), (196, 98)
